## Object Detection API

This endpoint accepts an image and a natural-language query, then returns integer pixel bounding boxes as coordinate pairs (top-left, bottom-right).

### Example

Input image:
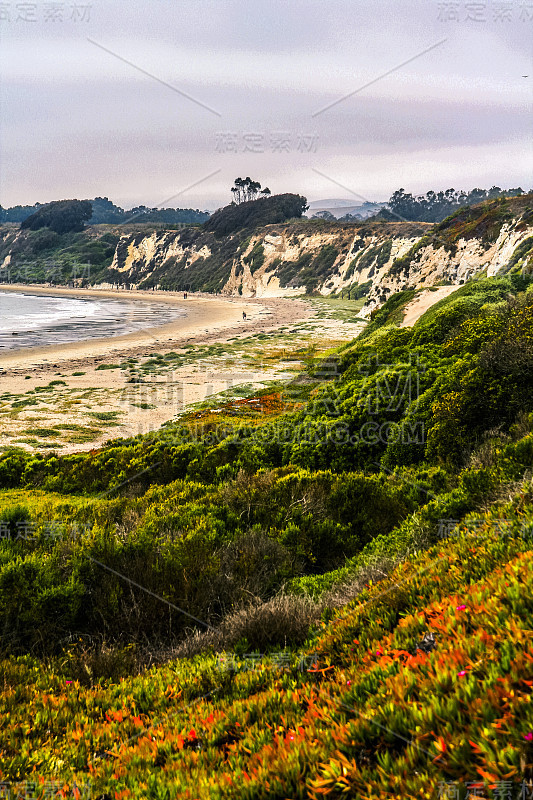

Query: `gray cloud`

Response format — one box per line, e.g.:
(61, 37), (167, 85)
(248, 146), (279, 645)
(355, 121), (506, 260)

(1, 0), (531, 209)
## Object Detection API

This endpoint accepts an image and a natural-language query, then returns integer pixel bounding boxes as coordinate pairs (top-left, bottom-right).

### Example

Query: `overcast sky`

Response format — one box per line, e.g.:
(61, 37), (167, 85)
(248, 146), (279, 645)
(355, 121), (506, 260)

(1, 0), (531, 210)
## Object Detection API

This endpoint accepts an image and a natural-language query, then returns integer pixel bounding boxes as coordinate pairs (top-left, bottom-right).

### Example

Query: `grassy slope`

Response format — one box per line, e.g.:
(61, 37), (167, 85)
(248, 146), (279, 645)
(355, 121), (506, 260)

(1, 528), (532, 796)
(1, 276), (533, 795)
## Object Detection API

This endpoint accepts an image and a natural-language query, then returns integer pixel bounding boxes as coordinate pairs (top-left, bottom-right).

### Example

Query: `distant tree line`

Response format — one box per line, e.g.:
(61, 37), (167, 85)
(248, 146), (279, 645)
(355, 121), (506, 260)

(384, 186), (528, 223)
(0, 203), (43, 223)
(89, 197), (210, 225)
(311, 210), (338, 221)
(0, 196), (210, 226)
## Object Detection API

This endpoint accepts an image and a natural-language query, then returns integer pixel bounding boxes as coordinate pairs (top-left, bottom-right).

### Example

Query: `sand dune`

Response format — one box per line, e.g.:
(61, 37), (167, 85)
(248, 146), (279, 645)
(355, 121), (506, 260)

(400, 286), (457, 328)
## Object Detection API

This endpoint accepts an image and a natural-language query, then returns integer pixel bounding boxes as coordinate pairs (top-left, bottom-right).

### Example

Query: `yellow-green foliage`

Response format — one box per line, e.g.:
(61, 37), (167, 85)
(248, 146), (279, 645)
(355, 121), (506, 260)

(1, 275), (533, 795)
(0, 529), (531, 796)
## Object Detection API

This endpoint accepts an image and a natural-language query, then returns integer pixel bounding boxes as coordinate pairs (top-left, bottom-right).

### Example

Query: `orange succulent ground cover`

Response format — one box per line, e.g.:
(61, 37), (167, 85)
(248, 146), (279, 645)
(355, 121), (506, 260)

(0, 532), (532, 798)
(185, 391), (295, 423)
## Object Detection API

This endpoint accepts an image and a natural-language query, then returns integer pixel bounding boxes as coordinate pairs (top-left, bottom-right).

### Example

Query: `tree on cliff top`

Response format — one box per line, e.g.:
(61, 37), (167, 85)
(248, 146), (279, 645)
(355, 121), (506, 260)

(231, 178), (272, 204)
(204, 193), (308, 237)
(21, 199), (93, 234)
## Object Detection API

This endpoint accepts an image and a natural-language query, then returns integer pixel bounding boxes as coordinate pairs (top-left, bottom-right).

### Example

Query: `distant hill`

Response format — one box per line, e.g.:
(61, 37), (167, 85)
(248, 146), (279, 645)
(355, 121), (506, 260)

(308, 197), (358, 210)
(307, 199), (385, 220)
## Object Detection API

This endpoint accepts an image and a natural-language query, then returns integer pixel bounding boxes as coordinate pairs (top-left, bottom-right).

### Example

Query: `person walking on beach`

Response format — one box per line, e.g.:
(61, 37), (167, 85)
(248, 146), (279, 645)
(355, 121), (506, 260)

(242, 311), (247, 321)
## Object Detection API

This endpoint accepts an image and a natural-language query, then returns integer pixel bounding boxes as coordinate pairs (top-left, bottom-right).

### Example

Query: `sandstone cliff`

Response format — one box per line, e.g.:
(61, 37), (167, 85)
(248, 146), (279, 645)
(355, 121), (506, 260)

(99, 195), (533, 311)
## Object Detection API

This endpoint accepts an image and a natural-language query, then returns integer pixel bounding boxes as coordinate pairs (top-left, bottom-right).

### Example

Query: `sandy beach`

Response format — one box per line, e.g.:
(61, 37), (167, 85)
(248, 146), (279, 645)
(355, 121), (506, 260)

(0, 285), (319, 453)
(0, 285), (307, 369)
(0, 283), (455, 455)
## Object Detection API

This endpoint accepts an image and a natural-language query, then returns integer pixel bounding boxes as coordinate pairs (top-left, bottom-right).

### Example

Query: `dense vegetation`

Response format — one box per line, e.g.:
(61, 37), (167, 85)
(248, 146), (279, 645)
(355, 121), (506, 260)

(204, 193), (309, 237)
(0, 225), (119, 284)
(0, 202), (43, 223)
(1, 270), (533, 793)
(20, 199), (93, 234)
(89, 197), (209, 225)
(2, 533), (531, 796)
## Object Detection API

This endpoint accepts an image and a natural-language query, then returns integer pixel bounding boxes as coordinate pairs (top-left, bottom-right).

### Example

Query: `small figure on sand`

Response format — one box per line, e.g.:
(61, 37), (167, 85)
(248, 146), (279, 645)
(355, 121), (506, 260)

(242, 311), (247, 321)
(183, 292), (187, 299)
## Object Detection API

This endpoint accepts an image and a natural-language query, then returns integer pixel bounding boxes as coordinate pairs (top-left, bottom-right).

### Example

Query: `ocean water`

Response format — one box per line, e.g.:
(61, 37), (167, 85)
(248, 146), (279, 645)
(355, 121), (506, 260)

(0, 291), (186, 351)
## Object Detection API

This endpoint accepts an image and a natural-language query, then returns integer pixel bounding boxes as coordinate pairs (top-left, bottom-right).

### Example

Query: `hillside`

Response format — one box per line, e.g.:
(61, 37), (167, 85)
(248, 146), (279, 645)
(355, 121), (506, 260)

(363, 194), (533, 315)
(1, 195), (532, 310)
(0, 223), (121, 284)
(93, 193), (533, 301)
(2, 533), (532, 796)
(0, 273), (533, 795)
(99, 218), (429, 296)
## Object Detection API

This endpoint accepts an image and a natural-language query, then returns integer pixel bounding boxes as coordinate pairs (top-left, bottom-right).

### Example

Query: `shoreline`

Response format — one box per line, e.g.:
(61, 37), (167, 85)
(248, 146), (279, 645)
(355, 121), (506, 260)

(0, 284), (310, 370)
(0, 285), (363, 455)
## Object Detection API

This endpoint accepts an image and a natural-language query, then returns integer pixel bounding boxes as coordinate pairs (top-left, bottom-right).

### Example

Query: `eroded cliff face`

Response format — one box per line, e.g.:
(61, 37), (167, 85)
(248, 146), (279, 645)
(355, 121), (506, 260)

(101, 220), (429, 297)
(362, 196), (533, 316)
(222, 225), (426, 298)
(99, 195), (533, 308)
(108, 230), (213, 279)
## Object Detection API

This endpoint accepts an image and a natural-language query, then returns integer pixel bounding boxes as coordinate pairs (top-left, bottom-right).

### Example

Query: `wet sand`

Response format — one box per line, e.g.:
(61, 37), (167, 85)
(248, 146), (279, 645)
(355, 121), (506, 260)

(0, 286), (314, 453)
(0, 287), (313, 375)
(0, 285), (298, 369)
